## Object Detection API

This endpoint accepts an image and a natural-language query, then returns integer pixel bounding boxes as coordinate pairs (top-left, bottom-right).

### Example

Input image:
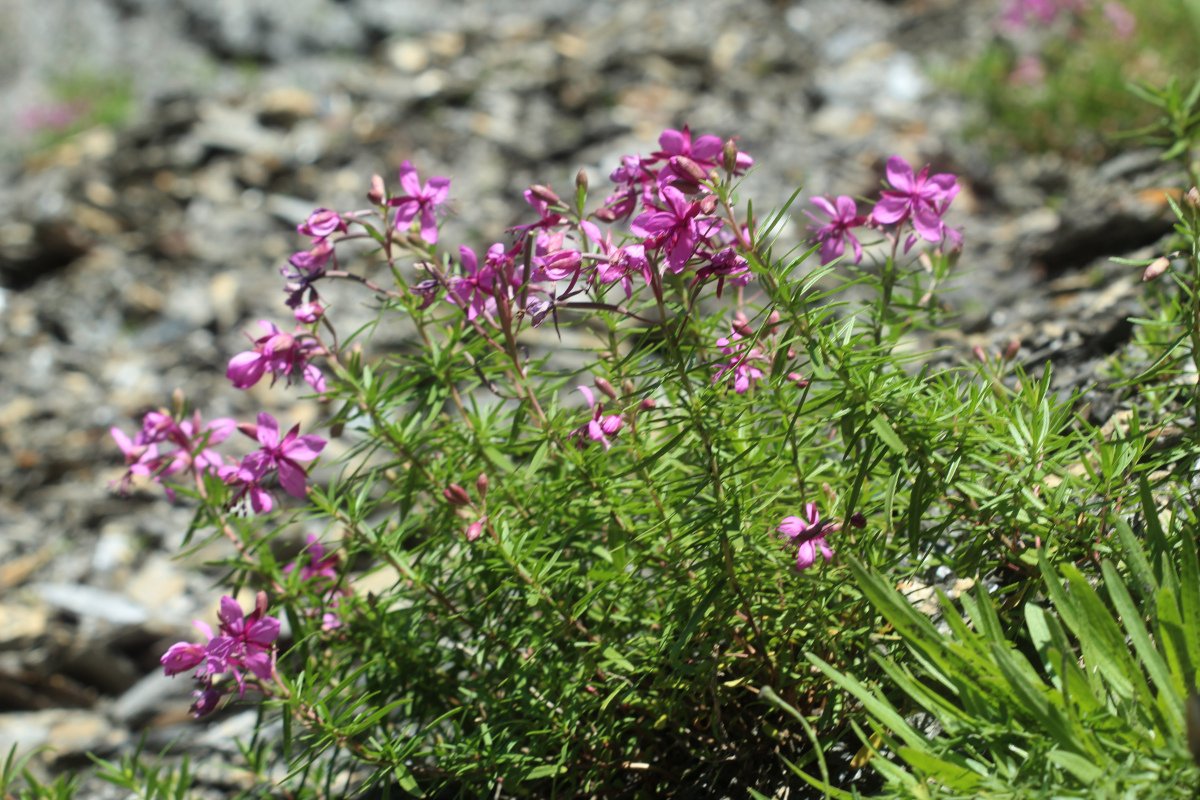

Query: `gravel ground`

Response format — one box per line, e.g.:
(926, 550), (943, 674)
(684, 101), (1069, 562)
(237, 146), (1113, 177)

(0, 0), (1179, 794)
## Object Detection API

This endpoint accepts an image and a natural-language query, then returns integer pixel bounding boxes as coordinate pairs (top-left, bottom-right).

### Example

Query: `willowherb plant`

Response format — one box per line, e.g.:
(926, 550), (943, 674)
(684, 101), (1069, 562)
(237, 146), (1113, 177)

(108, 127), (1001, 794)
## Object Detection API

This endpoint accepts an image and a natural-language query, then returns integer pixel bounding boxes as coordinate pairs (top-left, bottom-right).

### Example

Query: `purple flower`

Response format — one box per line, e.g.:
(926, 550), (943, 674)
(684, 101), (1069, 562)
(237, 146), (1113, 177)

(806, 195), (867, 265)
(160, 592), (281, 717)
(870, 156), (960, 250)
(111, 410), (235, 497)
(777, 503), (834, 571)
(226, 320), (326, 393)
(221, 414), (325, 514)
(449, 243), (512, 321)
(712, 333), (766, 394)
(631, 185), (721, 273)
(571, 385), (624, 450)
(297, 208), (347, 240)
(241, 413), (326, 499)
(389, 160), (451, 244)
(284, 534), (340, 585)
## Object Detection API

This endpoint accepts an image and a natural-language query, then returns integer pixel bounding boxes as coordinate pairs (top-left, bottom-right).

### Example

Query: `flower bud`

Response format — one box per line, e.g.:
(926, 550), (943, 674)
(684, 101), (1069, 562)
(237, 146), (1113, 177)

(622, 379), (636, 396)
(1186, 186), (1200, 209)
(575, 169), (588, 194)
(669, 155), (708, 186)
(475, 472), (489, 500)
(368, 174), (386, 204)
(640, 396), (657, 411)
(787, 371), (809, 388)
(732, 312), (753, 338)
(972, 345), (988, 364)
(698, 194), (719, 215)
(529, 184), (562, 206)
(294, 301), (326, 324)
(1002, 338), (1021, 362)
(848, 512), (867, 529)
(1143, 256), (1171, 282)
(443, 484), (471, 506)
(594, 376), (618, 400)
(465, 517), (486, 542)
(723, 139), (739, 173)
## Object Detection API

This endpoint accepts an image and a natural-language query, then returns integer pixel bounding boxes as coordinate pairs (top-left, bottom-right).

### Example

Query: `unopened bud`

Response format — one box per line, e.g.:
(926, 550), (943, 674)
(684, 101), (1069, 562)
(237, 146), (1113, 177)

(787, 371), (809, 388)
(575, 169), (588, 194)
(723, 139), (739, 173)
(443, 484), (471, 506)
(172, 387), (186, 416)
(594, 376), (618, 400)
(593, 206), (618, 222)
(475, 472), (489, 500)
(639, 396), (657, 411)
(1186, 186), (1200, 209)
(732, 311), (753, 338)
(1002, 338), (1021, 362)
(1143, 256), (1171, 282)
(254, 590), (270, 617)
(368, 174), (386, 204)
(670, 155), (708, 185)
(848, 512), (867, 529)
(529, 184), (562, 206)
(972, 345), (988, 364)
(465, 517), (486, 542)
(622, 379), (636, 396)
(698, 194), (719, 215)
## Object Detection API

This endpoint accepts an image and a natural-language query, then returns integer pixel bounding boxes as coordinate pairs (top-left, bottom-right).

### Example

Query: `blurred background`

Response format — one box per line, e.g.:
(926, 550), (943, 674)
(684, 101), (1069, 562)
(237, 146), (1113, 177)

(0, 0), (1189, 791)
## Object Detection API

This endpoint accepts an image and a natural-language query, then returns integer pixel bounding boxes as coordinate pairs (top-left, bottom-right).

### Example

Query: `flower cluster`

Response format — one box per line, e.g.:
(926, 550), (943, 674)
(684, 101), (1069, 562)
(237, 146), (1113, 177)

(111, 408), (235, 498)
(112, 406), (325, 515)
(160, 593), (280, 717)
(281, 126), (755, 330)
(806, 155), (961, 266)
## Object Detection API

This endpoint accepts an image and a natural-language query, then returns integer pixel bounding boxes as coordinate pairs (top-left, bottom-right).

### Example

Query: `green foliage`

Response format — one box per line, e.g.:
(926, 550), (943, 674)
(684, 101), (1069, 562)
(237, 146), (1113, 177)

(796, 495), (1200, 798)
(952, 1), (1200, 159)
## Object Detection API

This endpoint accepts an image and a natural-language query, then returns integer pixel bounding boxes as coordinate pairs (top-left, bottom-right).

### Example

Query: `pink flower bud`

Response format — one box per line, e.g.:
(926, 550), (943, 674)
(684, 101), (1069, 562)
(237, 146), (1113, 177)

(1002, 338), (1021, 362)
(443, 484), (471, 506)
(466, 517), (486, 542)
(698, 194), (719, 215)
(787, 372), (809, 388)
(640, 397), (657, 411)
(972, 345), (988, 364)
(1143, 256), (1171, 282)
(594, 377), (618, 400)
(529, 184), (562, 206)
(294, 301), (325, 324)
(732, 312), (753, 338)
(669, 155), (708, 185)
(1186, 187), (1200, 209)
(575, 169), (588, 194)
(475, 472), (489, 499)
(368, 174), (386, 204)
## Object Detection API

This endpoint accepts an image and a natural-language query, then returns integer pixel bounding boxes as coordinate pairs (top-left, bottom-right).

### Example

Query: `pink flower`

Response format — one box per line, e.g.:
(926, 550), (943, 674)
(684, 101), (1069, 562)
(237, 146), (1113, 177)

(111, 409), (235, 497)
(221, 414), (325, 514)
(631, 185), (721, 273)
(571, 385), (624, 450)
(297, 208), (347, 240)
(712, 332), (766, 394)
(284, 534), (340, 585)
(778, 503), (834, 572)
(226, 320), (326, 393)
(389, 160), (451, 244)
(241, 413), (325, 499)
(160, 592), (281, 717)
(449, 243), (514, 321)
(806, 195), (867, 265)
(870, 156), (960, 251)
